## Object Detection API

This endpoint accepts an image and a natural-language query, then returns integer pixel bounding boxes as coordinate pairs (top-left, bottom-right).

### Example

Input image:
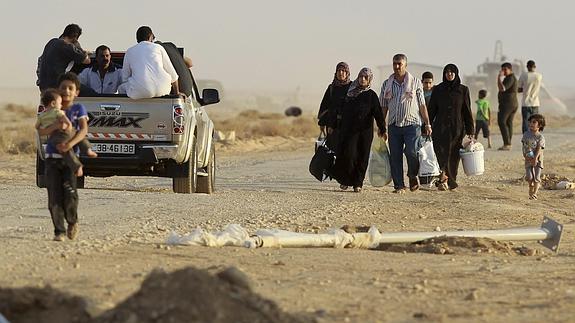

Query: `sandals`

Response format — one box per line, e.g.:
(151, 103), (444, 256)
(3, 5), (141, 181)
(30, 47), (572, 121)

(340, 185), (349, 191)
(353, 187), (362, 193)
(393, 188), (406, 194)
(409, 177), (420, 192)
(436, 175), (449, 191)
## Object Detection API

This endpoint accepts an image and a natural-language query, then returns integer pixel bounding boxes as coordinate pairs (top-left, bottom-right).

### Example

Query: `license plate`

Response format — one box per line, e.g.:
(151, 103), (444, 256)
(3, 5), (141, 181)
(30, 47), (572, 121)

(91, 143), (135, 154)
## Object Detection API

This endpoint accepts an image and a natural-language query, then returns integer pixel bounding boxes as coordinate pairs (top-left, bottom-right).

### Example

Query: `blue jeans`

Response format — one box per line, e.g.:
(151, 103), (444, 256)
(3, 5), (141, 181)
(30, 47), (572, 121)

(388, 124), (421, 189)
(522, 106), (539, 134)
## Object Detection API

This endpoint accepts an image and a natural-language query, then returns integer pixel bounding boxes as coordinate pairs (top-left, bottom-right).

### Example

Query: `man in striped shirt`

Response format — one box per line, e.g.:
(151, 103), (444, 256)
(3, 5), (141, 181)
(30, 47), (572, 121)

(379, 54), (432, 193)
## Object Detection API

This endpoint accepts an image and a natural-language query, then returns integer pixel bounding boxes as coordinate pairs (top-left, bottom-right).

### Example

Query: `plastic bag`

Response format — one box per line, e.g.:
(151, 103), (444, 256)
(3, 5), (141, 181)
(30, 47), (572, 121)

(166, 224), (251, 247)
(461, 137), (484, 152)
(418, 138), (440, 177)
(368, 138), (392, 187)
(315, 133), (325, 152)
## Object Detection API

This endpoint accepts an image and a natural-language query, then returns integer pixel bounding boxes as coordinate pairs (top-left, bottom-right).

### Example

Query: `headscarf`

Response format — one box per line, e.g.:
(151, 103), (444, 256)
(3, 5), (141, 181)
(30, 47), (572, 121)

(347, 67), (373, 98)
(332, 61), (351, 87)
(442, 63), (461, 90)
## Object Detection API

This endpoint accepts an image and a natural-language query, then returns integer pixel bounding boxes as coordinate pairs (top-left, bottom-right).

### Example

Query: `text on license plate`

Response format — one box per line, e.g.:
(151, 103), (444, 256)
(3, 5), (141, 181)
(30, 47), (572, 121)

(91, 143), (135, 154)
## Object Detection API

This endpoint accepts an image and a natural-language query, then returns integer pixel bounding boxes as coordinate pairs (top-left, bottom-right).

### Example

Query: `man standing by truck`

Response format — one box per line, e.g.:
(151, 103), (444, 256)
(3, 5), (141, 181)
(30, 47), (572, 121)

(118, 26), (180, 99)
(37, 24), (91, 91)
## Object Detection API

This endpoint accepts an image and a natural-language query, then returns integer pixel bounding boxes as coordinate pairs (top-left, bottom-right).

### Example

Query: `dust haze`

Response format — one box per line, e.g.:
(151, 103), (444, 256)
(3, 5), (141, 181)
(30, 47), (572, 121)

(1, 0), (575, 116)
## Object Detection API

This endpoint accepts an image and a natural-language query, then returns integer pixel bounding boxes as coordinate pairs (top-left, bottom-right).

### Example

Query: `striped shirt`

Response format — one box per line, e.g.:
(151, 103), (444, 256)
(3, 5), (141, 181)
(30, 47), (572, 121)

(380, 77), (426, 127)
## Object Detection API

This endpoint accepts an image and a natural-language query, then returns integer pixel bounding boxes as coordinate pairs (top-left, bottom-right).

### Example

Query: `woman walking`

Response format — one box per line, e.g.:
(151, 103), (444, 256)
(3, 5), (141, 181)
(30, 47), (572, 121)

(428, 64), (474, 190)
(330, 67), (386, 192)
(317, 62), (352, 150)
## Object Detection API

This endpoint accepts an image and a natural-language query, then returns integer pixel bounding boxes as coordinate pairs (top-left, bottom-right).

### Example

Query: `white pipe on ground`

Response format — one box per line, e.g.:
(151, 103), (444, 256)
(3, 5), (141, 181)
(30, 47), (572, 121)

(377, 228), (547, 243)
(376, 216), (563, 252)
(252, 216), (563, 252)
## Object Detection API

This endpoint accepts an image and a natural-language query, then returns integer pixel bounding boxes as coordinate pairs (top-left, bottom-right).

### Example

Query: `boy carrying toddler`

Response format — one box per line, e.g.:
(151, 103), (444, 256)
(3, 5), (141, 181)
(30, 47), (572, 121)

(36, 88), (97, 177)
(36, 72), (96, 241)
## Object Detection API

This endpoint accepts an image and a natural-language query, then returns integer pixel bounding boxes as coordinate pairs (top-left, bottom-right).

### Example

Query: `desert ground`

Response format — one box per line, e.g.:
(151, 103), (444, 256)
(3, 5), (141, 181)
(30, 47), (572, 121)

(0, 104), (574, 323)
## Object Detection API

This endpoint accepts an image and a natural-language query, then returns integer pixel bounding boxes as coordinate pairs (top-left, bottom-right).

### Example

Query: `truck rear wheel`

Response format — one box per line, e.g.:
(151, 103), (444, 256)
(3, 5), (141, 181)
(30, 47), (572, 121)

(172, 135), (197, 194)
(196, 143), (215, 194)
(76, 176), (85, 189)
(36, 154), (46, 188)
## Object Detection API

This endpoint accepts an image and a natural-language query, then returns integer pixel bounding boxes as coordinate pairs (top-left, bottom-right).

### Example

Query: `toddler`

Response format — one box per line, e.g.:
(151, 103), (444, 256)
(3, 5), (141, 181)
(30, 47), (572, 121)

(521, 114), (545, 199)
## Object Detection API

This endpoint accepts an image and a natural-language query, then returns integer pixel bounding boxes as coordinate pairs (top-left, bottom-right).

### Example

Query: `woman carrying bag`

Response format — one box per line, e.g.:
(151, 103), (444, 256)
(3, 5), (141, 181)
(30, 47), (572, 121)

(330, 67), (386, 192)
(428, 64), (475, 191)
(317, 62), (352, 151)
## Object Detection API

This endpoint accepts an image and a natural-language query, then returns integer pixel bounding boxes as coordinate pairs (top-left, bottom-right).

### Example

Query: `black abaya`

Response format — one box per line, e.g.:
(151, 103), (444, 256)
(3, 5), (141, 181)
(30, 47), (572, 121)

(331, 89), (385, 187)
(317, 83), (351, 150)
(428, 72), (474, 189)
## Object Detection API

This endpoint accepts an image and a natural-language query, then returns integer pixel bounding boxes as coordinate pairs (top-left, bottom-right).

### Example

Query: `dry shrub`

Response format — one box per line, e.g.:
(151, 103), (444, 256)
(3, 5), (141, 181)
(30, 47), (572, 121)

(238, 109), (283, 120)
(214, 109), (318, 139)
(4, 103), (37, 119)
(0, 126), (36, 155)
(544, 115), (575, 129)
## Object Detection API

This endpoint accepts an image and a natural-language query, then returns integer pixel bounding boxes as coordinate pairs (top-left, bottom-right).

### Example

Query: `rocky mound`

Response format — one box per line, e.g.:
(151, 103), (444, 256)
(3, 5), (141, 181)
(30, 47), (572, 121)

(0, 286), (91, 323)
(96, 267), (310, 323)
(0, 267), (312, 323)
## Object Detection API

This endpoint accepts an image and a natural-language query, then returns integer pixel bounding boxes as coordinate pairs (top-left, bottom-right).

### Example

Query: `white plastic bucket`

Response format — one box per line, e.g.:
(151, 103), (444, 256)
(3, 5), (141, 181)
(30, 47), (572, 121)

(460, 150), (484, 176)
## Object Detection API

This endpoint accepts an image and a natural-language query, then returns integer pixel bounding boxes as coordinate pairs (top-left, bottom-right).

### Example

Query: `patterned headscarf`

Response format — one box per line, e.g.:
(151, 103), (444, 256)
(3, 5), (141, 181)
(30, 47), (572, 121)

(347, 67), (373, 98)
(332, 62), (351, 87)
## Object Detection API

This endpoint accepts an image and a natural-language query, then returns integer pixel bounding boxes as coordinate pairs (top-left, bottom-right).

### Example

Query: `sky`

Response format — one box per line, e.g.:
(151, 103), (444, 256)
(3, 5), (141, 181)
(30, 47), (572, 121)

(1, 0), (574, 97)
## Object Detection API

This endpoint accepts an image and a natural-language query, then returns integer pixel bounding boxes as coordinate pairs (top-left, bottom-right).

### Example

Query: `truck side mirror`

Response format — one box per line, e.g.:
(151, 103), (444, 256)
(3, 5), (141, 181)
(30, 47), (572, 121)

(202, 89), (220, 106)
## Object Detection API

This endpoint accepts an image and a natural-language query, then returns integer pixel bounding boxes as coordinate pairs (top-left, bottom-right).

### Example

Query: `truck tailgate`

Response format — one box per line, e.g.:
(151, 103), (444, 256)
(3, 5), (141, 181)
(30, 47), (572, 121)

(77, 97), (175, 142)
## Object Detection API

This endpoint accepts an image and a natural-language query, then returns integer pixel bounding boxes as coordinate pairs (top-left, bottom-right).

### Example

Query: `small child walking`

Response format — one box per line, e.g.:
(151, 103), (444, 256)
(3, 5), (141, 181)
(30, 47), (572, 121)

(521, 114), (546, 199)
(474, 89), (492, 148)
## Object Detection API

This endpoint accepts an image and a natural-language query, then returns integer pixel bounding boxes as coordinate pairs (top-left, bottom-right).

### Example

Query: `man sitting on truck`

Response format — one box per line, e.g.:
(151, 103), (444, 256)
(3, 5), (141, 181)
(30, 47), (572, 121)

(78, 45), (122, 94)
(117, 26), (180, 99)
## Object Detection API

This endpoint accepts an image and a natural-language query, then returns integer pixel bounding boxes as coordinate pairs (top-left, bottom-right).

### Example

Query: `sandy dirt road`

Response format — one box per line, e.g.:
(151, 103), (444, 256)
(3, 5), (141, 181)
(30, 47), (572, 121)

(1, 130), (574, 322)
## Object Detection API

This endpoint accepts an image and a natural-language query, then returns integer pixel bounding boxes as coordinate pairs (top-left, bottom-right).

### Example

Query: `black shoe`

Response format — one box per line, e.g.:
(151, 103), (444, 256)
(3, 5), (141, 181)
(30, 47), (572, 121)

(409, 177), (419, 192)
(448, 180), (458, 191)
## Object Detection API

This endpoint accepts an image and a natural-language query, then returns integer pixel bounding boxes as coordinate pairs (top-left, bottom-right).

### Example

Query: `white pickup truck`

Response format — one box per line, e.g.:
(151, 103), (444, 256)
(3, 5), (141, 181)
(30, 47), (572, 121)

(36, 43), (219, 194)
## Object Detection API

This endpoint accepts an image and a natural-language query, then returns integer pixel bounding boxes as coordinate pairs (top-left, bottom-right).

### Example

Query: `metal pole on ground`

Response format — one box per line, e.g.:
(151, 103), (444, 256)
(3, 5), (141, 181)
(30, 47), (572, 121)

(375, 216), (563, 252)
(250, 216), (563, 252)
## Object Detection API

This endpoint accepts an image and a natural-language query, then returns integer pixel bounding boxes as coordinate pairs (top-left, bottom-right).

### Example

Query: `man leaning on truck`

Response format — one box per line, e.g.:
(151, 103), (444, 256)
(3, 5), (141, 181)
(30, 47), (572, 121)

(118, 26), (180, 99)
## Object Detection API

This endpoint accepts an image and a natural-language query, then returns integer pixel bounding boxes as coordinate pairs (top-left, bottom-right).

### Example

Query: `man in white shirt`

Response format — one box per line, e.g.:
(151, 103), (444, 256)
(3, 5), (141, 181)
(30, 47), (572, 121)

(518, 60), (543, 133)
(78, 45), (122, 94)
(118, 26), (180, 99)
